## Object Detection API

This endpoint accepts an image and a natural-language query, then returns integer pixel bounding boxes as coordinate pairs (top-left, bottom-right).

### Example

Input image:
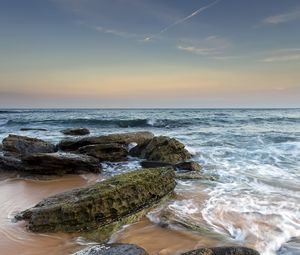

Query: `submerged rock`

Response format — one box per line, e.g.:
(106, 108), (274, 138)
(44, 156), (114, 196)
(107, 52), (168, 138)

(58, 131), (154, 151)
(78, 143), (128, 162)
(175, 161), (202, 172)
(130, 136), (191, 164)
(181, 247), (260, 255)
(61, 128), (90, 136)
(21, 152), (101, 175)
(2, 134), (56, 156)
(16, 168), (175, 241)
(20, 128), (47, 131)
(72, 244), (148, 255)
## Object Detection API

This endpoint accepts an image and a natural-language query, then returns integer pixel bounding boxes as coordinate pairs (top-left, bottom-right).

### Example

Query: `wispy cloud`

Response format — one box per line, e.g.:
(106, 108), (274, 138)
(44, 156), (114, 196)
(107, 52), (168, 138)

(177, 45), (220, 55)
(144, 0), (222, 41)
(177, 35), (236, 60)
(95, 26), (140, 39)
(263, 9), (300, 25)
(262, 48), (300, 62)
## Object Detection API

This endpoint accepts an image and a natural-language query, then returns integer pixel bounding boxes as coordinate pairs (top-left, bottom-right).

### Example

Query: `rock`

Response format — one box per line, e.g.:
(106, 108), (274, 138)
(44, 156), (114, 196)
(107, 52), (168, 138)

(181, 247), (260, 255)
(130, 136), (191, 164)
(2, 134), (56, 156)
(20, 128), (47, 131)
(0, 143), (2, 151)
(61, 128), (90, 136)
(21, 152), (101, 175)
(78, 143), (128, 162)
(0, 155), (22, 171)
(72, 243), (148, 255)
(58, 131), (154, 152)
(16, 168), (175, 241)
(175, 161), (202, 172)
(140, 160), (174, 169)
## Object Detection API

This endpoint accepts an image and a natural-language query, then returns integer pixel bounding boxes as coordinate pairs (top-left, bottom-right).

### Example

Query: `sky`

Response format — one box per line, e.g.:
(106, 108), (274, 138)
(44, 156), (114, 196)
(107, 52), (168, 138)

(0, 0), (299, 108)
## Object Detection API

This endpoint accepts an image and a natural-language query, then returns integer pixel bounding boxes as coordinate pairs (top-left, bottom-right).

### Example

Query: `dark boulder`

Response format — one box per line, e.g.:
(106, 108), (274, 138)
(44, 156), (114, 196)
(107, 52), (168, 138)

(16, 168), (175, 241)
(58, 131), (154, 152)
(21, 152), (101, 175)
(181, 247), (260, 255)
(130, 136), (191, 164)
(78, 143), (128, 162)
(175, 161), (202, 172)
(2, 134), (56, 156)
(72, 244), (148, 255)
(61, 128), (90, 136)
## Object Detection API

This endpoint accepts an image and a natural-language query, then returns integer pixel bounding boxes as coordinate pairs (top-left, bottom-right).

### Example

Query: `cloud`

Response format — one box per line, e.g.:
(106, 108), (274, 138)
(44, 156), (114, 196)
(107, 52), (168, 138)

(177, 45), (220, 55)
(263, 9), (300, 25)
(176, 35), (236, 60)
(144, 0), (222, 41)
(95, 26), (140, 39)
(262, 48), (300, 62)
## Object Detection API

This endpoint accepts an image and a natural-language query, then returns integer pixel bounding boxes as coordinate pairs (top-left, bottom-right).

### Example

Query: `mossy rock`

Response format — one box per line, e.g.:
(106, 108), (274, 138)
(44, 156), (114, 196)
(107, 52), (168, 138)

(16, 168), (176, 240)
(78, 143), (128, 162)
(130, 136), (191, 164)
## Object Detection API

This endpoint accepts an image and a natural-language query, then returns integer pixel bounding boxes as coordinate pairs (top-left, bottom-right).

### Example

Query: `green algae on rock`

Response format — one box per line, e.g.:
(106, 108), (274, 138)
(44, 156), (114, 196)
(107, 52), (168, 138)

(130, 136), (191, 164)
(16, 168), (176, 241)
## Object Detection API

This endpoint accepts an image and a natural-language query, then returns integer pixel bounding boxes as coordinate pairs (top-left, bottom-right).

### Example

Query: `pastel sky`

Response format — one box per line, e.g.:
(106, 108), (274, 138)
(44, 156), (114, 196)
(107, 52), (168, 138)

(0, 0), (299, 108)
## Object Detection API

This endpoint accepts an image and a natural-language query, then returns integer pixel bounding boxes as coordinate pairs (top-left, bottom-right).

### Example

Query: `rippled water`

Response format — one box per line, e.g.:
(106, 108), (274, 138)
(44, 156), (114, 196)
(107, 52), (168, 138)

(0, 108), (299, 255)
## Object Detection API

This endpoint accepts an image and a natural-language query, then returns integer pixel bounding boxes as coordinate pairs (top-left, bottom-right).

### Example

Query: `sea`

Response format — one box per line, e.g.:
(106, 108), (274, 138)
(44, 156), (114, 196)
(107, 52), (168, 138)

(0, 108), (299, 255)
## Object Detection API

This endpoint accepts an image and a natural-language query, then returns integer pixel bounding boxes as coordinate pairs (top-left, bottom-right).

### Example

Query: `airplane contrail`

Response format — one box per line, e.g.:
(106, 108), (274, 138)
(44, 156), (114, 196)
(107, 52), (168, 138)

(144, 0), (222, 41)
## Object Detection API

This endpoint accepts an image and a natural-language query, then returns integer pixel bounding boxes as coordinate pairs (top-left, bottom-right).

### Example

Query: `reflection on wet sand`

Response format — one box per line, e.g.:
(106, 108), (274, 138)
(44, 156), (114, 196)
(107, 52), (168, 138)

(0, 173), (100, 255)
(114, 217), (226, 255)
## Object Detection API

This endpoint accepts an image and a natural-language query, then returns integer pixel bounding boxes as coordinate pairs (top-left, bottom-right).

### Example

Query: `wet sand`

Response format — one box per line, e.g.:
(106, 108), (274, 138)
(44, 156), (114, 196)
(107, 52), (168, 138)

(114, 217), (226, 255)
(0, 173), (100, 255)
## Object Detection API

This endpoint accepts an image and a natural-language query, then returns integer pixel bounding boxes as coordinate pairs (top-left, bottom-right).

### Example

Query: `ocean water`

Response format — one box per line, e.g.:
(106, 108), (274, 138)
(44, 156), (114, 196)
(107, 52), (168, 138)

(0, 108), (300, 255)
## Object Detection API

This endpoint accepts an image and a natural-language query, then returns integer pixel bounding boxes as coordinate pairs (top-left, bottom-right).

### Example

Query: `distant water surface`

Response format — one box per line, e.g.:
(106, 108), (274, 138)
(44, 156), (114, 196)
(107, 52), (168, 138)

(0, 108), (299, 255)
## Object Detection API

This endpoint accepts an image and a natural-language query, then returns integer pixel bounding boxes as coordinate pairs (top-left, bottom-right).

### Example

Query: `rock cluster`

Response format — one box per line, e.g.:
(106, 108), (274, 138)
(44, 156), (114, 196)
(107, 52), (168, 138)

(0, 131), (250, 255)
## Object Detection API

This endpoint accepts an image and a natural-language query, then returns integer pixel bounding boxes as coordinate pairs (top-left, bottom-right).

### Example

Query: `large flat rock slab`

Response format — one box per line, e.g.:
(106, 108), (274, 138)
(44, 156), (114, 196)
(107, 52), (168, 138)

(16, 168), (175, 236)
(21, 152), (101, 175)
